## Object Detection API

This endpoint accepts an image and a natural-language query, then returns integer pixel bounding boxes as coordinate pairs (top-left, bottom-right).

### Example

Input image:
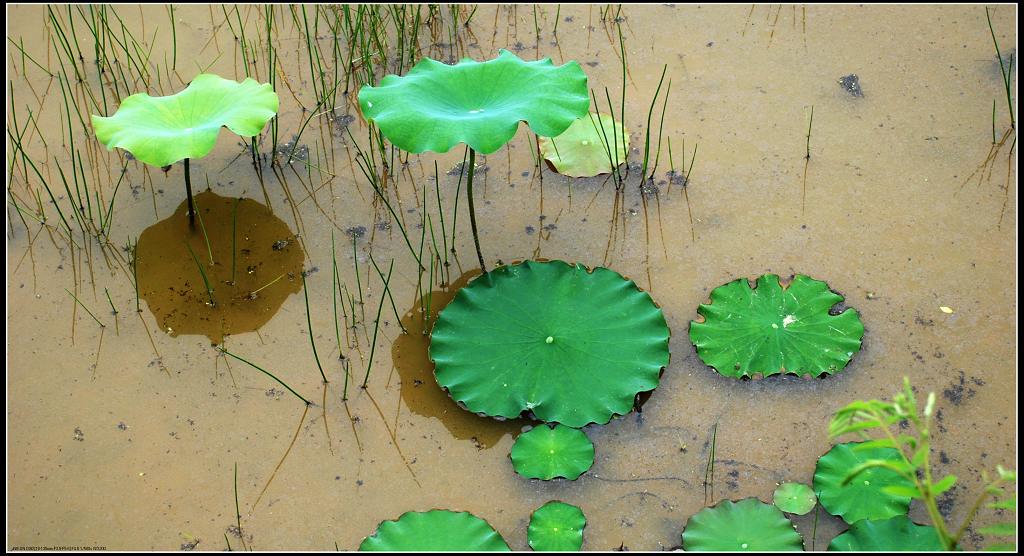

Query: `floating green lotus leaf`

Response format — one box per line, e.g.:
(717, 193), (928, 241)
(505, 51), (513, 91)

(828, 516), (945, 551)
(359, 510), (510, 551)
(813, 442), (914, 524)
(528, 501), (587, 551)
(681, 498), (804, 551)
(358, 50), (589, 155)
(538, 113), (628, 177)
(430, 260), (670, 428)
(689, 274), (864, 378)
(773, 482), (817, 515)
(511, 424), (594, 480)
(91, 74), (279, 167)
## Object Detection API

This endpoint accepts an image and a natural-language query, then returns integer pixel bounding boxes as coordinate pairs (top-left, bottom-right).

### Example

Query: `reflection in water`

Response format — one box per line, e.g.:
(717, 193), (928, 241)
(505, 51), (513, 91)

(136, 190), (305, 345)
(392, 269), (529, 448)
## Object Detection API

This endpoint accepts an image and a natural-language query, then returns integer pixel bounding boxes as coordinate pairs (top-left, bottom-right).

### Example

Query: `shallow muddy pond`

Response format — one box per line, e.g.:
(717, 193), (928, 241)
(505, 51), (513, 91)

(6, 4), (1017, 551)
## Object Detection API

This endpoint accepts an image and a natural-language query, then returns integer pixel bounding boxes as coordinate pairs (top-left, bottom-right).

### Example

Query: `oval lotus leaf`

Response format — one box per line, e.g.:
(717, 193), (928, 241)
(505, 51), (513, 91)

(528, 501), (587, 551)
(689, 274), (864, 378)
(681, 498), (804, 551)
(813, 442), (914, 524)
(828, 515), (945, 551)
(538, 113), (628, 177)
(91, 74), (279, 167)
(430, 260), (670, 428)
(773, 482), (817, 515)
(511, 424), (595, 480)
(359, 509), (510, 551)
(358, 50), (589, 155)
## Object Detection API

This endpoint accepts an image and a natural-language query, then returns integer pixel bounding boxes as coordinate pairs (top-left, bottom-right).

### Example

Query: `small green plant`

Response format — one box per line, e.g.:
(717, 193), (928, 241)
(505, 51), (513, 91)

(359, 50), (589, 271)
(829, 377), (1017, 550)
(91, 74), (278, 228)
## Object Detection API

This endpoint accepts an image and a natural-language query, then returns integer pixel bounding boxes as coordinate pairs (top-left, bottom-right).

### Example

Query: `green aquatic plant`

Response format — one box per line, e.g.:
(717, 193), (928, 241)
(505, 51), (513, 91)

(359, 50), (589, 271)
(828, 515), (945, 551)
(681, 498), (804, 551)
(773, 482), (817, 515)
(538, 113), (628, 178)
(510, 424), (594, 481)
(359, 509), (510, 551)
(430, 260), (670, 428)
(829, 377), (1017, 550)
(528, 501), (587, 551)
(92, 74), (278, 227)
(813, 441), (914, 524)
(689, 274), (864, 378)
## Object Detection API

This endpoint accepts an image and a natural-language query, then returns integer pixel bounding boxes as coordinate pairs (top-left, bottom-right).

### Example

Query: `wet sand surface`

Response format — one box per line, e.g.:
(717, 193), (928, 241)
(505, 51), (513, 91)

(6, 4), (1016, 550)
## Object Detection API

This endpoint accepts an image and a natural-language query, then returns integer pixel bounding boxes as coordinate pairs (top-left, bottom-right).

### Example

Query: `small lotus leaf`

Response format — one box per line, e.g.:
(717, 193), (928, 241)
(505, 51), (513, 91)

(92, 74), (279, 167)
(359, 509), (510, 551)
(828, 515), (946, 551)
(813, 442), (914, 524)
(773, 482), (817, 515)
(538, 113), (628, 177)
(681, 498), (804, 551)
(689, 274), (864, 378)
(358, 50), (589, 155)
(528, 501), (587, 551)
(511, 424), (595, 481)
(430, 260), (670, 428)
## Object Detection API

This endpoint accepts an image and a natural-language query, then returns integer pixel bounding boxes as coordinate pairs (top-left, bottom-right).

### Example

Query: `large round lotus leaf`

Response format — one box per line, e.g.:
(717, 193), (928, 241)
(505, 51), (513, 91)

(359, 510), (510, 551)
(681, 498), (804, 551)
(528, 501), (587, 551)
(511, 424), (594, 480)
(91, 74), (279, 167)
(538, 113), (628, 177)
(773, 482), (817, 515)
(813, 442), (914, 524)
(828, 515), (945, 551)
(430, 260), (670, 428)
(358, 50), (589, 155)
(689, 274), (864, 378)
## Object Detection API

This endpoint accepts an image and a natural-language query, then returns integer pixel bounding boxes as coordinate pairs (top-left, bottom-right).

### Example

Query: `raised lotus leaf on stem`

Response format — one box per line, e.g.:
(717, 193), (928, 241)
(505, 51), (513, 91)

(689, 274), (864, 378)
(681, 497), (804, 551)
(773, 482), (817, 515)
(511, 424), (594, 481)
(358, 49), (589, 155)
(91, 73), (278, 228)
(358, 51), (589, 272)
(828, 515), (946, 551)
(528, 501), (587, 551)
(358, 509), (510, 551)
(430, 260), (670, 428)
(813, 441), (915, 524)
(91, 73), (279, 167)
(538, 113), (628, 177)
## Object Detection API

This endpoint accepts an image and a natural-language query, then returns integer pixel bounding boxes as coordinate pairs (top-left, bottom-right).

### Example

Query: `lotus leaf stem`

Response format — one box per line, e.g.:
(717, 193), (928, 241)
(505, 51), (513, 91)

(465, 148), (486, 272)
(184, 158), (195, 228)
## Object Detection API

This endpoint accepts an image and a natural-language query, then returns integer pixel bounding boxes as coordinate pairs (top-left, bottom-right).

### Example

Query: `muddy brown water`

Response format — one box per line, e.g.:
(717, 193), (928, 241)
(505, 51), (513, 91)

(6, 4), (1016, 551)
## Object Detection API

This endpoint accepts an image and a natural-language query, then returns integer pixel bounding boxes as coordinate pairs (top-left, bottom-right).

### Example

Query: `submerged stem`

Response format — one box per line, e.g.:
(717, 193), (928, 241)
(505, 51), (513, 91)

(184, 158), (195, 229)
(464, 148), (486, 272)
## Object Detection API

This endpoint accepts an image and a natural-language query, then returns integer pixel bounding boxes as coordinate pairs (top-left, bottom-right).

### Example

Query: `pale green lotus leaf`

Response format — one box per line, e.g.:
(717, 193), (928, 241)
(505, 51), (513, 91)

(539, 113), (628, 177)
(91, 74), (279, 167)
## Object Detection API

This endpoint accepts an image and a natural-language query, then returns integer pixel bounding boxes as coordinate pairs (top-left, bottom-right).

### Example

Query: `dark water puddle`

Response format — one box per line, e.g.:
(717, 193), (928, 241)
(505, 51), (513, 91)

(136, 190), (305, 344)
(391, 269), (529, 449)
